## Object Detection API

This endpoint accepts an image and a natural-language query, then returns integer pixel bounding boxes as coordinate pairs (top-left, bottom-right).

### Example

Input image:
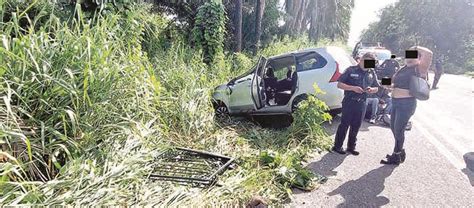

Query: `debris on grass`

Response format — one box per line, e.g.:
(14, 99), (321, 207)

(149, 147), (234, 186)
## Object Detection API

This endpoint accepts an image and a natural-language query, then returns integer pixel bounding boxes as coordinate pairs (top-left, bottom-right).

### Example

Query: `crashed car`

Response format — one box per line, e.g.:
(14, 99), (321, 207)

(212, 46), (357, 117)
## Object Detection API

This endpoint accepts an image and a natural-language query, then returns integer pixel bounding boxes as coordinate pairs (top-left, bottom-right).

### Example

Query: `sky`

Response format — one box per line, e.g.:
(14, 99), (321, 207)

(348, 0), (398, 48)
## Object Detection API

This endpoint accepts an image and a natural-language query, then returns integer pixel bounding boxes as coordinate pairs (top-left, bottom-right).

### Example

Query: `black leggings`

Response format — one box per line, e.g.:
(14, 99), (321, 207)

(390, 97), (417, 153)
(432, 73), (442, 88)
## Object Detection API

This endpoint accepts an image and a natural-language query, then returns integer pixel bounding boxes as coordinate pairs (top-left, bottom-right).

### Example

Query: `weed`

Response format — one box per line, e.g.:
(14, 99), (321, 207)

(1, 1), (340, 206)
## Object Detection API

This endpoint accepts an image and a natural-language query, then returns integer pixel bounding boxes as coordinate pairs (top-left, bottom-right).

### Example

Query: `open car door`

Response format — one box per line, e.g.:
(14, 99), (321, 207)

(251, 56), (266, 110)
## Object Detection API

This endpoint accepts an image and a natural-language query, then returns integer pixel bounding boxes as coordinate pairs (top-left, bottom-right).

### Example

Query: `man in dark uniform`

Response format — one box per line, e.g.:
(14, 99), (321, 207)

(332, 53), (381, 155)
(431, 58), (443, 89)
(379, 54), (399, 79)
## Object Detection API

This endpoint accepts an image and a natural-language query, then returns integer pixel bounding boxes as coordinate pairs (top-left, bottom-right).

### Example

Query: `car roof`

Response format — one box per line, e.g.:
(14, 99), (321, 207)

(267, 46), (344, 60)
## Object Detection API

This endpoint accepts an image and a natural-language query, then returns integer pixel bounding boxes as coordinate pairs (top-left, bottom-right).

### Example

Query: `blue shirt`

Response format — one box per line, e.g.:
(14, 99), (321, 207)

(338, 65), (380, 100)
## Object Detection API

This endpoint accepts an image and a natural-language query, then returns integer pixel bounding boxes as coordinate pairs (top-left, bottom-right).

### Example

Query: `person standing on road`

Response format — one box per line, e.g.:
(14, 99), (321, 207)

(431, 58), (443, 89)
(379, 54), (399, 79)
(332, 52), (380, 155)
(381, 46), (432, 165)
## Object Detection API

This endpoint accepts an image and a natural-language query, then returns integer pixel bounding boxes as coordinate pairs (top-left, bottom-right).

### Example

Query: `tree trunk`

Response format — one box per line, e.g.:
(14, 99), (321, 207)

(254, 0), (265, 55)
(284, 0), (300, 35)
(308, 0), (319, 41)
(294, 0), (307, 34)
(326, 0), (337, 40)
(234, 0), (242, 52)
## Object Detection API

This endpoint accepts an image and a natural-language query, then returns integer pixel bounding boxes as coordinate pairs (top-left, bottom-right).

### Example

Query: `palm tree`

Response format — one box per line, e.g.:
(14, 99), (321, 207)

(284, 0), (354, 42)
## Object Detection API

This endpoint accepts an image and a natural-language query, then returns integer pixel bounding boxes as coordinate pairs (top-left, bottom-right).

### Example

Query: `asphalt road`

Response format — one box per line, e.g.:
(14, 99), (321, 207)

(291, 73), (474, 207)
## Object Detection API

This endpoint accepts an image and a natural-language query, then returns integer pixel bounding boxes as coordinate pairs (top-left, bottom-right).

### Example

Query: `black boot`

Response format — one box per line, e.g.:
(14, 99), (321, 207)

(381, 152), (401, 165)
(385, 149), (406, 162)
(400, 149), (406, 163)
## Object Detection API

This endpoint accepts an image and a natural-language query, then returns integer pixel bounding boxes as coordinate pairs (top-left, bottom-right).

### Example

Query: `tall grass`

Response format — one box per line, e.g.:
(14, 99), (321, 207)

(1, 1), (338, 206)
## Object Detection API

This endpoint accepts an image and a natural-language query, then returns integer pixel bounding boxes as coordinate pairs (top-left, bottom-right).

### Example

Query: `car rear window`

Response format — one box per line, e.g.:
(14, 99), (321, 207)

(295, 52), (328, 72)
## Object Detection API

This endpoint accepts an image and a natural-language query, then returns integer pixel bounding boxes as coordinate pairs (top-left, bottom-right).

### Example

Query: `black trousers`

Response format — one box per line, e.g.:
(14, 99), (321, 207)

(334, 98), (366, 150)
(432, 72), (442, 88)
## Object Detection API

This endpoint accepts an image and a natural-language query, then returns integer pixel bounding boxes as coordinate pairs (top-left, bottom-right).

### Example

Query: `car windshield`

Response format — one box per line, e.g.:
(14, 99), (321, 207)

(228, 67), (254, 84)
(230, 56), (267, 84)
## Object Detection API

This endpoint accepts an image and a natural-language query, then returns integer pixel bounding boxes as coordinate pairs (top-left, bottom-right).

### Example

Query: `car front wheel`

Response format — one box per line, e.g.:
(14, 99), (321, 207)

(214, 101), (229, 118)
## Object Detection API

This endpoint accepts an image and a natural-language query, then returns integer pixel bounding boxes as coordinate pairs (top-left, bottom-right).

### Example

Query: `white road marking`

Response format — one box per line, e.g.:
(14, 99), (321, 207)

(413, 121), (465, 170)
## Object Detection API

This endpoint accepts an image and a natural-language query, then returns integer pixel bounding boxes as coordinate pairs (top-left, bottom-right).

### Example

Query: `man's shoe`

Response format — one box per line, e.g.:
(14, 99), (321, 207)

(346, 149), (360, 156)
(331, 147), (346, 155)
(369, 118), (376, 124)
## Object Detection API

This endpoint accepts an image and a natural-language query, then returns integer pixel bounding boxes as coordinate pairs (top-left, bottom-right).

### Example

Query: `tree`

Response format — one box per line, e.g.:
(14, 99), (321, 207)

(234, 0), (243, 52)
(254, 0), (265, 55)
(155, 0), (355, 53)
(284, 0), (306, 35)
(193, 1), (226, 64)
(284, 0), (354, 42)
(307, 0), (319, 41)
(361, 0), (474, 73)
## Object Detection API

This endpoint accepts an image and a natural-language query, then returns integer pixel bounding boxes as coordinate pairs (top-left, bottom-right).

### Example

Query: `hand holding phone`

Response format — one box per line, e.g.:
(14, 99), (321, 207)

(352, 86), (364, 94)
(366, 87), (376, 94)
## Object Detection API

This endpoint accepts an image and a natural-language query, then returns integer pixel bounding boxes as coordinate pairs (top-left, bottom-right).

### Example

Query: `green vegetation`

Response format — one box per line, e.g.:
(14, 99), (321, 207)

(465, 71), (474, 78)
(193, 1), (226, 64)
(362, 0), (474, 74)
(0, 1), (345, 206)
(156, 0), (354, 51)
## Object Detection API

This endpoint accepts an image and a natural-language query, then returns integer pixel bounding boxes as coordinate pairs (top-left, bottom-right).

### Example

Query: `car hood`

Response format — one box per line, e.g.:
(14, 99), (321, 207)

(214, 84), (228, 91)
(213, 84), (229, 95)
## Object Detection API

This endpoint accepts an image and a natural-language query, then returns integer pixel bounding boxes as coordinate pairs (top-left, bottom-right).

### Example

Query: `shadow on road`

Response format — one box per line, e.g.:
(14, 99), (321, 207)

(292, 152), (349, 195)
(306, 152), (349, 177)
(462, 152), (474, 186)
(323, 114), (386, 135)
(461, 168), (474, 186)
(327, 165), (396, 208)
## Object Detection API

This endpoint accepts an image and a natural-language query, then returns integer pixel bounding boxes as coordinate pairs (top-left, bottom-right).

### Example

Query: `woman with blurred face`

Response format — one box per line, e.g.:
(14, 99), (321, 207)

(381, 46), (425, 165)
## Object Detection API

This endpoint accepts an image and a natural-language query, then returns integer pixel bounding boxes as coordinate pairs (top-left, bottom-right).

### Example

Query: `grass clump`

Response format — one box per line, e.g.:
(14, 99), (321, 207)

(1, 1), (337, 206)
(465, 71), (474, 78)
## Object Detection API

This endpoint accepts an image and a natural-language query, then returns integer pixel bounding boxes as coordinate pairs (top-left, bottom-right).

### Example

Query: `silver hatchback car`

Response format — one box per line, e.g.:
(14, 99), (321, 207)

(212, 46), (357, 116)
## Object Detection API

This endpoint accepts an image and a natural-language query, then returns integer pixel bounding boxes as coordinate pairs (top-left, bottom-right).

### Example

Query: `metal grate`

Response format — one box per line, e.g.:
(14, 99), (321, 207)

(149, 147), (234, 186)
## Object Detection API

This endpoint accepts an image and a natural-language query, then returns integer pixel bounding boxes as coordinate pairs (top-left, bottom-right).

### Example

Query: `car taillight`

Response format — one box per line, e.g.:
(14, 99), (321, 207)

(329, 61), (341, 82)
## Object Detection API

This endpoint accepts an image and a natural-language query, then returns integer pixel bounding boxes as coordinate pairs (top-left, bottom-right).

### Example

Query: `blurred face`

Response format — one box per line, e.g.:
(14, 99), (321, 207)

(405, 57), (420, 67)
(405, 48), (421, 67)
(359, 58), (375, 71)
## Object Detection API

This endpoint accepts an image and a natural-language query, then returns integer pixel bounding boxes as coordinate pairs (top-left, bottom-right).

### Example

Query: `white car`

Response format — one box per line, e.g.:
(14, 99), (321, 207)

(357, 47), (392, 65)
(212, 46), (357, 116)
(352, 42), (392, 66)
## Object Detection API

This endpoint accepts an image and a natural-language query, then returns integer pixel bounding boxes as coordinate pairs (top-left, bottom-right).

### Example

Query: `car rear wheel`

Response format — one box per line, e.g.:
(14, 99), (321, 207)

(291, 95), (308, 112)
